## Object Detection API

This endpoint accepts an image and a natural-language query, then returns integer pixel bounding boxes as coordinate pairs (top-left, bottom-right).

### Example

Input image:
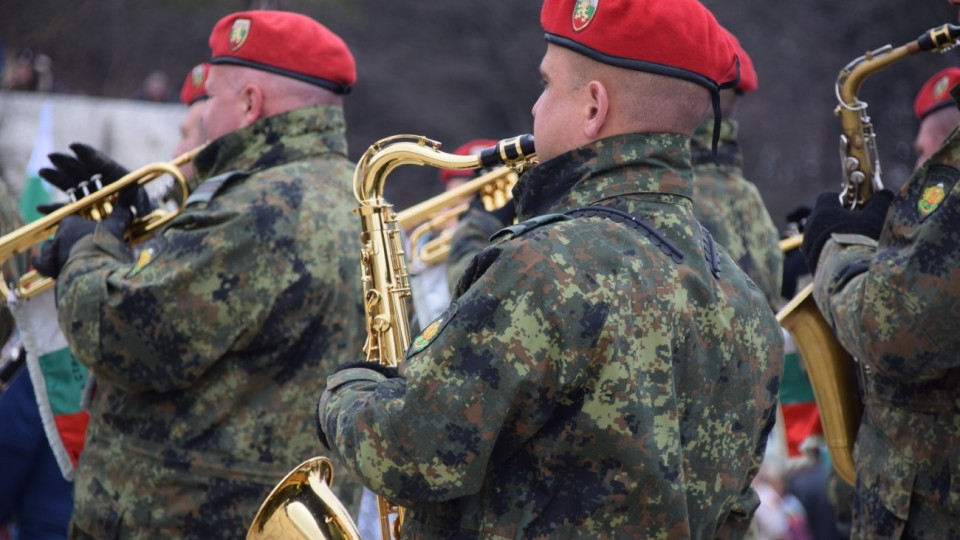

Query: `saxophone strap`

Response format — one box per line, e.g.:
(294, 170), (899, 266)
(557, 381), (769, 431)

(491, 205), (686, 265)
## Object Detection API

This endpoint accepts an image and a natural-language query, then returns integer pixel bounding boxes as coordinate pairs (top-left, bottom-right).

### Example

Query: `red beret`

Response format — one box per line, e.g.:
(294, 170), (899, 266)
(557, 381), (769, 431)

(541, 0), (740, 91)
(914, 67), (960, 121)
(440, 139), (499, 185)
(208, 10), (356, 95)
(724, 29), (757, 94)
(180, 62), (210, 106)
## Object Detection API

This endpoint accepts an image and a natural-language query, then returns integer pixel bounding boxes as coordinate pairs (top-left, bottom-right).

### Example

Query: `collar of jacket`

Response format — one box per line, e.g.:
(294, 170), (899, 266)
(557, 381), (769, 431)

(192, 104), (348, 185)
(690, 118), (742, 168)
(513, 132), (694, 221)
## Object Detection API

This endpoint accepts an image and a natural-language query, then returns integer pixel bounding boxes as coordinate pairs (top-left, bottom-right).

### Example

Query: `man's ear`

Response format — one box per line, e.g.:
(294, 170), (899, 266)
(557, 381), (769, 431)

(239, 83), (264, 128)
(584, 80), (609, 139)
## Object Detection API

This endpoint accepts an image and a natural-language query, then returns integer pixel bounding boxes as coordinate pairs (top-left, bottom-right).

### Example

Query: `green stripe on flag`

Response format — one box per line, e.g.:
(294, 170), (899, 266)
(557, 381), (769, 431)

(779, 351), (816, 404)
(38, 347), (89, 415)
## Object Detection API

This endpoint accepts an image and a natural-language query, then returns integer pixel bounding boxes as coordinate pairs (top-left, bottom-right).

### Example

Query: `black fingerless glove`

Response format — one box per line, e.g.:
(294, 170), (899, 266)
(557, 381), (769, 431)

(801, 189), (894, 274)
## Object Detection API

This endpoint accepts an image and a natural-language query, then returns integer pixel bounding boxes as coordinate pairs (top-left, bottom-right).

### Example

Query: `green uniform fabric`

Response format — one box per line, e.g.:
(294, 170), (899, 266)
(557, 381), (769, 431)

(812, 126), (960, 538)
(55, 105), (366, 539)
(322, 133), (784, 539)
(691, 119), (783, 310)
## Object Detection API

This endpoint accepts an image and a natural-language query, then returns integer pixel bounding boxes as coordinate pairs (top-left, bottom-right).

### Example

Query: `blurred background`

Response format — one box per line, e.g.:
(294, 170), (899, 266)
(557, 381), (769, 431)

(2, 0), (959, 230)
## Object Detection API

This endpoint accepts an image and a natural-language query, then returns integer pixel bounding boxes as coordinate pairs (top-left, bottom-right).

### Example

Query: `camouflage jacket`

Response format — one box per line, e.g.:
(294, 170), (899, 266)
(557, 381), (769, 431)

(55, 105), (366, 539)
(0, 181), (27, 346)
(691, 119), (783, 310)
(812, 127), (960, 537)
(322, 133), (784, 539)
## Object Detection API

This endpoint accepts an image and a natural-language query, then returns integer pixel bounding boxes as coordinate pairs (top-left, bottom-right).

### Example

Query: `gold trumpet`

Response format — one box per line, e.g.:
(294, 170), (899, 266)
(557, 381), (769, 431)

(0, 146), (203, 302)
(398, 165), (520, 268)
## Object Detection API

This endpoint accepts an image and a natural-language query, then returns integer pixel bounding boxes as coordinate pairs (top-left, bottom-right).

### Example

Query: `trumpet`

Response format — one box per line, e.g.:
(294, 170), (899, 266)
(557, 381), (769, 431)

(0, 146), (204, 302)
(398, 165), (520, 268)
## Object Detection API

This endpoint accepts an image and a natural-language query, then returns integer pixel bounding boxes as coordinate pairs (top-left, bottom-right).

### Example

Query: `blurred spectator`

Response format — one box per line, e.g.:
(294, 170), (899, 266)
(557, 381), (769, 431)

(752, 456), (814, 540)
(131, 70), (177, 103)
(1, 49), (57, 92)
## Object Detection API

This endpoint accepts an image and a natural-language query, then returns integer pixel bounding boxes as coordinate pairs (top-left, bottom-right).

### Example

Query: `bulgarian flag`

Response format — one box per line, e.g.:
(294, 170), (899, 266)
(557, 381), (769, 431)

(778, 328), (824, 458)
(9, 104), (90, 480)
(9, 289), (90, 480)
(18, 100), (56, 225)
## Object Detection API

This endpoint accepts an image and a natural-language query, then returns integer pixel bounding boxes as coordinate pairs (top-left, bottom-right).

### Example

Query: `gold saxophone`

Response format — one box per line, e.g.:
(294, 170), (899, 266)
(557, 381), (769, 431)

(777, 23), (960, 486)
(353, 134), (536, 539)
(246, 134), (536, 540)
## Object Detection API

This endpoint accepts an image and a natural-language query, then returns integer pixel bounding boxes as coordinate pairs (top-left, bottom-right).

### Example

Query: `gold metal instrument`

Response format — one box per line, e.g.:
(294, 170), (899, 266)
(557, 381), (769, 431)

(355, 133), (536, 539)
(246, 457), (361, 540)
(244, 134), (536, 540)
(777, 23), (960, 486)
(398, 164), (520, 268)
(0, 146), (204, 302)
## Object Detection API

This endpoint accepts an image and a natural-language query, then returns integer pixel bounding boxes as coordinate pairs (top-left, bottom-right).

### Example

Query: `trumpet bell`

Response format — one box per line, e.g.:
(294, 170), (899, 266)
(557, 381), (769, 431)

(246, 457), (361, 540)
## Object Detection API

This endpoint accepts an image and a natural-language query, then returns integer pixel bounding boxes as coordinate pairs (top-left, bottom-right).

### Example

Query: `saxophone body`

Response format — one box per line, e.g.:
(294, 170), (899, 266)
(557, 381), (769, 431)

(355, 133), (536, 540)
(246, 134), (535, 540)
(778, 24), (960, 486)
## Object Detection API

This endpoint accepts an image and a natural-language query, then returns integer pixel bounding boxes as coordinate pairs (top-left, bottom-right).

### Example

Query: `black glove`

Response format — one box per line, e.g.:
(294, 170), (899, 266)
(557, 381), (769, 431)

(38, 143), (151, 218)
(31, 216), (97, 279)
(316, 361), (401, 449)
(468, 196), (517, 227)
(785, 205), (813, 234)
(800, 189), (894, 274)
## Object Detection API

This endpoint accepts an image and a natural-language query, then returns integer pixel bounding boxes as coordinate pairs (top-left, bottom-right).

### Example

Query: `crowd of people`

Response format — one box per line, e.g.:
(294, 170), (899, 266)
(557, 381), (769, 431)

(1, 0), (959, 539)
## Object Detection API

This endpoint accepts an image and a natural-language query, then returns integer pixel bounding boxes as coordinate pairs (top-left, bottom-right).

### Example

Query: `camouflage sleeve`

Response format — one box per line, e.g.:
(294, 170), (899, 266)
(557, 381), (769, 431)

(813, 225), (960, 379)
(54, 191), (310, 393)
(323, 228), (603, 505)
(445, 207), (503, 294)
(736, 183), (783, 309)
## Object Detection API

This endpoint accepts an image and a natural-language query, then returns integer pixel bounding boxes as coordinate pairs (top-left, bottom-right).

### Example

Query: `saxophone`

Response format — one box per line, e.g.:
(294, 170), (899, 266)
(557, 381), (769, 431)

(353, 134), (536, 539)
(777, 23), (960, 486)
(245, 134), (536, 540)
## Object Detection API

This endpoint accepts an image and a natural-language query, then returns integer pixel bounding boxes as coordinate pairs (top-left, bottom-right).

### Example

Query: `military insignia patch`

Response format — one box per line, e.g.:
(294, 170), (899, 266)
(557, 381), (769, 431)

(572, 0), (599, 32)
(190, 64), (206, 89)
(127, 247), (156, 278)
(229, 19), (251, 51)
(933, 75), (952, 102)
(917, 164), (958, 221)
(918, 184), (946, 217)
(407, 302), (458, 357)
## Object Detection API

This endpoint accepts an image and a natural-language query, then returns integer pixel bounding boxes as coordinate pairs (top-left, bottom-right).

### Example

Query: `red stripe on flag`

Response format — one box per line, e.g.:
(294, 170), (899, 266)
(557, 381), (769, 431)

(780, 402), (823, 457)
(54, 411), (90, 467)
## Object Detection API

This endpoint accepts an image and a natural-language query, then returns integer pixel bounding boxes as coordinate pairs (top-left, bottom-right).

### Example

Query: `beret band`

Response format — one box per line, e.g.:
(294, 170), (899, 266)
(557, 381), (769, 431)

(544, 33), (729, 92)
(209, 57), (352, 95)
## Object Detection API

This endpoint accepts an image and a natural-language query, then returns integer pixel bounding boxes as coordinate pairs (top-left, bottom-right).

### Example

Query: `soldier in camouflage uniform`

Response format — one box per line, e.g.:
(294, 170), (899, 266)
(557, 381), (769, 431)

(689, 31), (782, 310)
(32, 11), (366, 539)
(318, 1), (783, 538)
(801, 69), (960, 539)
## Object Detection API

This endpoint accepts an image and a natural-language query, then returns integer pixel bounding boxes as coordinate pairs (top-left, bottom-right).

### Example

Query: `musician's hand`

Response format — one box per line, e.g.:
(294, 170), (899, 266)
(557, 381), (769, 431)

(32, 216), (97, 279)
(40, 143), (129, 196)
(316, 361), (401, 450)
(38, 143), (152, 219)
(801, 189), (894, 274)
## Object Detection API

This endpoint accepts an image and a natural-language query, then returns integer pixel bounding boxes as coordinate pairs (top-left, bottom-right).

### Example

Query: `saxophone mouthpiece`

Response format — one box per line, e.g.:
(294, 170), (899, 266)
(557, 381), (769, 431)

(479, 134), (536, 169)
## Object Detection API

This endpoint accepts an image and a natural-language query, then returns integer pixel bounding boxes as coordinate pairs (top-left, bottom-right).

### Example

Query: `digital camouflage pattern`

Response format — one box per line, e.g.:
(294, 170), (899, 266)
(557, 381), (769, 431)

(55, 105), (366, 539)
(812, 126), (960, 538)
(690, 119), (783, 310)
(322, 133), (784, 539)
(0, 180), (28, 345)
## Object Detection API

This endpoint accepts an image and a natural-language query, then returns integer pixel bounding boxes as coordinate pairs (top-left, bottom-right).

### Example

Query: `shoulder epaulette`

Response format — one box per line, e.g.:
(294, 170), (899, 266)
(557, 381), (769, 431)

(185, 170), (248, 206)
(566, 206), (684, 264)
(489, 213), (571, 242)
